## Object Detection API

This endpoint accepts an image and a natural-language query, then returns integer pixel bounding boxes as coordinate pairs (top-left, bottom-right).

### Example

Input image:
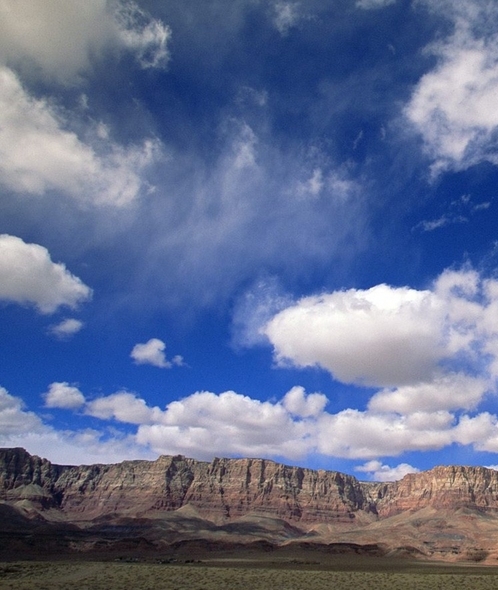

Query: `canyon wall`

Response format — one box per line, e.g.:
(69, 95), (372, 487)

(2, 448), (498, 524)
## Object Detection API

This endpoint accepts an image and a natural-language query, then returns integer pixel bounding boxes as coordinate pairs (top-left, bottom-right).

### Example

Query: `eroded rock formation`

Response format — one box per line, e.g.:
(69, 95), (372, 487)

(2, 448), (498, 525)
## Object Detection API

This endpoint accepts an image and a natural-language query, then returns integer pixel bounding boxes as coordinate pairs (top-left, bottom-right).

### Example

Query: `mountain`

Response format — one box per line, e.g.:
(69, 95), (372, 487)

(1, 447), (498, 562)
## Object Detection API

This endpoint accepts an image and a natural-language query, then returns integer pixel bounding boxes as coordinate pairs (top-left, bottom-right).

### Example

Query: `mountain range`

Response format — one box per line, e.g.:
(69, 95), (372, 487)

(2, 447), (498, 563)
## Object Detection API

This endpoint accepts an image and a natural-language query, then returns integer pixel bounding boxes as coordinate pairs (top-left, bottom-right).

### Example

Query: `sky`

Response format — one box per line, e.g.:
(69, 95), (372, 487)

(2, 0), (498, 482)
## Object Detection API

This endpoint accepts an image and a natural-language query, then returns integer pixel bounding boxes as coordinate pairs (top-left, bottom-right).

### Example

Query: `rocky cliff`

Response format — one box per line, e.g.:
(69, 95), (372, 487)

(374, 465), (498, 517)
(0, 448), (371, 523)
(2, 448), (498, 526)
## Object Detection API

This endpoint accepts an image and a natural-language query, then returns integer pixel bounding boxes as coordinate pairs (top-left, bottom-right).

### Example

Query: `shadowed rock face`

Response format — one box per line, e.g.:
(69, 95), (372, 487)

(2, 448), (498, 525)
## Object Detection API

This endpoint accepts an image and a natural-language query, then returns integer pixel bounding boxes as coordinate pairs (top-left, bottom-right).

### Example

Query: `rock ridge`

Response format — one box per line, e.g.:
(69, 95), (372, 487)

(2, 448), (498, 525)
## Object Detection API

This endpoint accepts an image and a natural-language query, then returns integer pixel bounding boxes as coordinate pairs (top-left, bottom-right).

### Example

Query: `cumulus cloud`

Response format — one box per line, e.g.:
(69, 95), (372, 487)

(406, 1), (498, 174)
(282, 385), (327, 418)
(51, 381), (498, 463)
(13, 264), (498, 466)
(0, 0), (170, 82)
(0, 67), (160, 206)
(0, 234), (92, 313)
(0, 387), (43, 435)
(228, 265), (498, 460)
(355, 460), (419, 482)
(130, 338), (184, 368)
(368, 374), (488, 414)
(48, 318), (84, 339)
(43, 382), (85, 410)
(136, 389), (315, 460)
(265, 283), (444, 387)
(79, 387), (323, 461)
(316, 409), (456, 459)
(0, 384), (154, 465)
(86, 391), (163, 424)
(264, 267), (498, 395)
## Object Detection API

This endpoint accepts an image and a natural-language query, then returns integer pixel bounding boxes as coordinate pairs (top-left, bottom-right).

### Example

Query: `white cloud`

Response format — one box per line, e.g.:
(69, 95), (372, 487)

(273, 2), (300, 36)
(25, 429), (154, 466)
(49, 318), (84, 339)
(0, 385), (154, 464)
(86, 391), (162, 425)
(1, 387), (135, 463)
(136, 389), (314, 460)
(368, 374), (489, 414)
(231, 122), (258, 170)
(282, 385), (327, 418)
(406, 2), (498, 173)
(316, 409), (455, 459)
(138, 114), (367, 309)
(265, 283), (444, 387)
(131, 338), (183, 368)
(414, 214), (466, 233)
(8, 375), (498, 465)
(11, 263), (498, 466)
(43, 382), (85, 410)
(20, 264), (498, 466)
(0, 387), (43, 435)
(0, 67), (160, 206)
(264, 267), (498, 394)
(235, 265), (498, 460)
(80, 387), (322, 460)
(0, 234), (92, 314)
(63, 383), (498, 462)
(297, 168), (324, 198)
(0, 0), (170, 82)
(355, 460), (419, 482)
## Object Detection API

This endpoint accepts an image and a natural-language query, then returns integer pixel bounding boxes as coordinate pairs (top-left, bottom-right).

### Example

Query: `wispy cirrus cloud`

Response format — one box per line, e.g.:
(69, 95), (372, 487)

(272, 2), (301, 36)
(413, 194), (491, 233)
(356, 0), (396, 10)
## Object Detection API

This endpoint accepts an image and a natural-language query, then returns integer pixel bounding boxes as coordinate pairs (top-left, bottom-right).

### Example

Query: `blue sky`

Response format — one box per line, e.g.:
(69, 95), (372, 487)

(2, 0), (498, 481)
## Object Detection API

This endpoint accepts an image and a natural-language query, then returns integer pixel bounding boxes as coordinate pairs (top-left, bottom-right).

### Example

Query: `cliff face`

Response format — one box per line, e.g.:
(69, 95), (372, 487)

(2, 448), (498, 525)
(374, 465), (498, 517)
(0, 449), (370, 523)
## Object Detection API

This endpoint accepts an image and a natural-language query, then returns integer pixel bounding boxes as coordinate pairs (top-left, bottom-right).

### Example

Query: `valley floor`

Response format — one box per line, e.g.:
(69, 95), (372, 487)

(2, 558), (498, 590)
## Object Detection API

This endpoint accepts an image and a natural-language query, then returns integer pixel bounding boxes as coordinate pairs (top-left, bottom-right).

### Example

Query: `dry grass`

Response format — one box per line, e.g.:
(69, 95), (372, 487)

(2, 561), (498, 590)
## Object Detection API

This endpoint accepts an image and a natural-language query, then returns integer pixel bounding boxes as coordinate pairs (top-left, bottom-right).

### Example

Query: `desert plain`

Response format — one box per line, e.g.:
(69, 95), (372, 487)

(2, 555), (498, 590)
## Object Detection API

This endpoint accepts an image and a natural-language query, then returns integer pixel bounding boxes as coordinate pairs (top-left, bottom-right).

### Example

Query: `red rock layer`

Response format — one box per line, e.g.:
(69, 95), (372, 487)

(2, 449), (498, 524)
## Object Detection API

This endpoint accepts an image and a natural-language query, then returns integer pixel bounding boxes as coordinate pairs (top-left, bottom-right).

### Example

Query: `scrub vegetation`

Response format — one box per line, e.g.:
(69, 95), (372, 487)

(2, 559), (498, 590)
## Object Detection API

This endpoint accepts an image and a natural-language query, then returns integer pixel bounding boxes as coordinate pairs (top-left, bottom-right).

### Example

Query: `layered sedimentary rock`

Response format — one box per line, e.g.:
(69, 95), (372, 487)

(0, 448), (370, 523)
(374, 465), (498, 517)
(2, 448), (498, 525)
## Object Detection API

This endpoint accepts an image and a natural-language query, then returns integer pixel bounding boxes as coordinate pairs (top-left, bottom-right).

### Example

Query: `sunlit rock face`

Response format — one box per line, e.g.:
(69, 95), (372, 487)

(2, 448), (498, 525)
(374, 465), (498, 517)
